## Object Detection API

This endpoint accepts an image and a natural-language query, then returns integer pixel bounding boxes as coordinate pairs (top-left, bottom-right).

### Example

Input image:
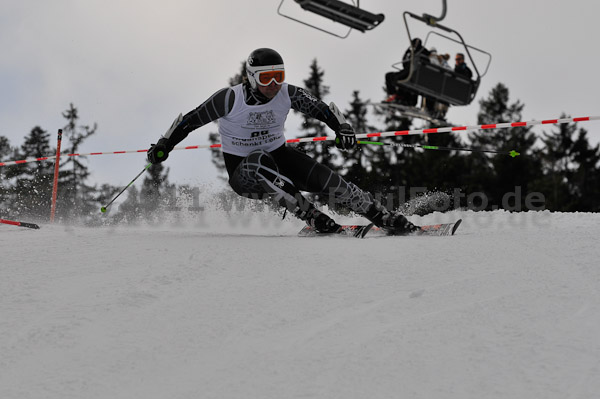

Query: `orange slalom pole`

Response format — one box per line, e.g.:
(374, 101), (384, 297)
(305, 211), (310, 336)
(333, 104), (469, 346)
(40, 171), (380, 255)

(50, 129), (63, 222)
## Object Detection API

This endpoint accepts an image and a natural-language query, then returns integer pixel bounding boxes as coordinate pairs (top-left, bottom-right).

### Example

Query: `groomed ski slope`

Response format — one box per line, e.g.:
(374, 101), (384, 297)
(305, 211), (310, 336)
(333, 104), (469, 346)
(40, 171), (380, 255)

(1, 209), (600, 399)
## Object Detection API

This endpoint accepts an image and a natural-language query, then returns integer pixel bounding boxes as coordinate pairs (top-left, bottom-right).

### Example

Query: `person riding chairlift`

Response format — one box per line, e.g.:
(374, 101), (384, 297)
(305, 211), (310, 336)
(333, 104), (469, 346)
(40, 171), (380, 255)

(454, 53), (473, 79)
(384, 38), (430, 106)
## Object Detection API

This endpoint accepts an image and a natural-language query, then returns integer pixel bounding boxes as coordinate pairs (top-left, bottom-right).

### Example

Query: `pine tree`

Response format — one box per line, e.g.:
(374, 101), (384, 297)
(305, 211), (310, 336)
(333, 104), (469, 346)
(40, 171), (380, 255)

(0, 136), (10, 160)
(368, 98), (416, 209)
(95, 183), (120, 217)
(565, 128), (600, 212)
(569, 128), (600, 211)
(116, 185), (142, 222)
(57, 103), (98, 218)
(228, 61), (246, 87)
(11, 127), (55, 218)
(468, 83), (541, 210)
(296, 59), (339, 170)
(140, 162), (175, 218)
(208, 132), (226, 180)
(534, 118), (575, 210)
(407, 134), (468, 203)
(341, 90), (380, 189)
(406, 115), (469, 205)
(0, 136), (14, 210)
(537, 119), (600, 211)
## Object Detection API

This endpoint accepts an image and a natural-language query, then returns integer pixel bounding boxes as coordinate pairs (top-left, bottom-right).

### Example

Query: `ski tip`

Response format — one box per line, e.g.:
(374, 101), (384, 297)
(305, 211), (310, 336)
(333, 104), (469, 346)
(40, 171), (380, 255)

(451, 219), (463, 235)
(359, 223), (375, 238)
(20, 222), (40, 229)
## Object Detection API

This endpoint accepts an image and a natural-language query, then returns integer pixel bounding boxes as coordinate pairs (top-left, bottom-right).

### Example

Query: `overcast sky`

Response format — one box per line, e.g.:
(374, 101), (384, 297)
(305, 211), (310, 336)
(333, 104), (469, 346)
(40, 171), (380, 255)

(1, 0), (599, 189)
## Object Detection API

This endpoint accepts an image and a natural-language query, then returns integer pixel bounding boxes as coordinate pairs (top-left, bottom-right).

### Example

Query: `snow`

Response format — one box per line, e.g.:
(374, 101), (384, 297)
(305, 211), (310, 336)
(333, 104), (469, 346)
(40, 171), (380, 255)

(2, 208), (600, 399)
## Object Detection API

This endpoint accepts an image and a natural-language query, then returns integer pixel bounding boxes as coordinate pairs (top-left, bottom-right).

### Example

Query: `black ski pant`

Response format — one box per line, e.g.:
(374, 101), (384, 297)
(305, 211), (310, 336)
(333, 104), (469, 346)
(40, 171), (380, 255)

(385, 70), (418, 107)
(225, 146), (373, 216)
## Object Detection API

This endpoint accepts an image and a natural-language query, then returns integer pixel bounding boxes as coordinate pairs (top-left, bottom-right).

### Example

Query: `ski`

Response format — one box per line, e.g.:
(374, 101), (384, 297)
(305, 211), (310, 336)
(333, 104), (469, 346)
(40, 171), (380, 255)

(369, 219), (462, 237)
(0, 218), (40, 229)
(297, 219), (462, 238)
(297, 223), (374, 238)
(418, 219), (462, 236)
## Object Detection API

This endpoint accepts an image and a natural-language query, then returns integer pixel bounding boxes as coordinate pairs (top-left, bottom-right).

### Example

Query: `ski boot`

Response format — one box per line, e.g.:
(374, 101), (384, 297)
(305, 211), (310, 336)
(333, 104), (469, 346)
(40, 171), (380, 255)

(296, 206), (341, 234)
(363, 200), (419, 236)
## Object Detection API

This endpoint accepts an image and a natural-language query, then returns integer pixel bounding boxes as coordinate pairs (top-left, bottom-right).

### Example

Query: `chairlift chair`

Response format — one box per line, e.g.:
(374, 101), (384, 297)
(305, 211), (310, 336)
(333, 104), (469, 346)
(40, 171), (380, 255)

(392, 0), (492, 113)
(277, 0), (385, 39)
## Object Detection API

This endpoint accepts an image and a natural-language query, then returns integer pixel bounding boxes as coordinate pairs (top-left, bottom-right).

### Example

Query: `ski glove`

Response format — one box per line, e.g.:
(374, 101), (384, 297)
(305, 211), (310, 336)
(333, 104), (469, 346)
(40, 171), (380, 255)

(335, 123), (356, 150)
(147, 137), (171, 164)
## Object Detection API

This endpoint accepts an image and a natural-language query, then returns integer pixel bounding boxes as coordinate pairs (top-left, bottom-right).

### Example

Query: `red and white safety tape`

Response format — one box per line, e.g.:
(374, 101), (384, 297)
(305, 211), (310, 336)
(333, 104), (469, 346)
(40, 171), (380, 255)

(1, 115), (598, 167)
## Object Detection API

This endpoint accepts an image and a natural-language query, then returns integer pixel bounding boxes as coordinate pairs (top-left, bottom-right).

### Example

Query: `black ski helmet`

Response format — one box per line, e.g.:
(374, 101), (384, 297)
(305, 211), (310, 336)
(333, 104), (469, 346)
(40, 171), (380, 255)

(246, 48), (285, 90)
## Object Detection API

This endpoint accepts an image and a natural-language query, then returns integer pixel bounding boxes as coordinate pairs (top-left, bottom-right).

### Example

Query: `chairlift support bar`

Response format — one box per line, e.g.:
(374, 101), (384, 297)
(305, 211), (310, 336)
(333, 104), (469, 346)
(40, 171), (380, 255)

(422, 0), (447, 25)
(277, 0), (384, 39)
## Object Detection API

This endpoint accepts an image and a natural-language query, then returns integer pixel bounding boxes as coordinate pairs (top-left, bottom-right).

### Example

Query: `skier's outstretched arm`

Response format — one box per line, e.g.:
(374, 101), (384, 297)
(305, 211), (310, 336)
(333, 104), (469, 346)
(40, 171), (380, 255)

(147, 87), (235, 163)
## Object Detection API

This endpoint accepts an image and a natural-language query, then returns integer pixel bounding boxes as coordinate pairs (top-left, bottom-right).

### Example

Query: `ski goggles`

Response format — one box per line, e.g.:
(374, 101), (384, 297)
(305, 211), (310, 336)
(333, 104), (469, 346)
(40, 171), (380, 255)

(252, 66), (285, 86)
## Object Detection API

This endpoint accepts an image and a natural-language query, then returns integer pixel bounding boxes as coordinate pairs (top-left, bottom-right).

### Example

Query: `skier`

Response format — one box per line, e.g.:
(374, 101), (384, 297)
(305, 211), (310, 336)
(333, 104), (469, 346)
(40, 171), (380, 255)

(147, 48), (417, 235)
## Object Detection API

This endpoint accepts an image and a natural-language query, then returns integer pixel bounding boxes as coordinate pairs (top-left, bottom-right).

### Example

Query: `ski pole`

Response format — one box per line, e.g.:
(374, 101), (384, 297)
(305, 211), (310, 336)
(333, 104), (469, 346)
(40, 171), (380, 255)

(357, 140), (520, 157)
(0, 218), (40, 229)
(100, 163), (151, 213)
